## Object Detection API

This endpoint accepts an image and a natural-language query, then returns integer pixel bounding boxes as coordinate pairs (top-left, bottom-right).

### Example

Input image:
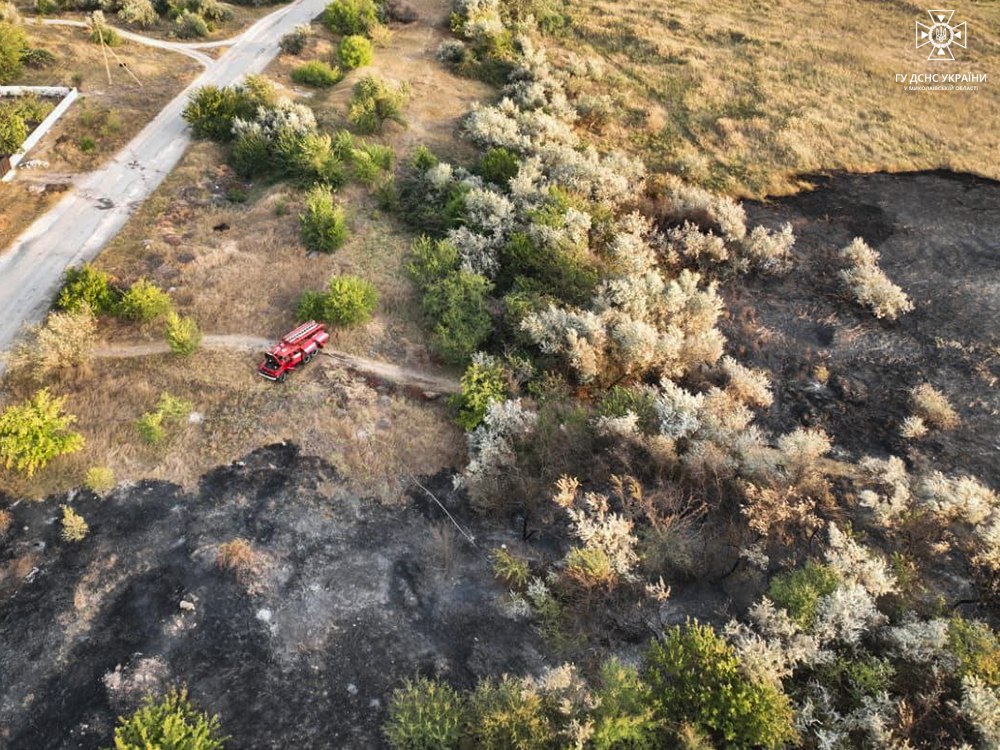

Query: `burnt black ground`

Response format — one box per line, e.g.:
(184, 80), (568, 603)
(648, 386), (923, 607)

(0, 444), (547, 749)
(731, 170), (1000, 488)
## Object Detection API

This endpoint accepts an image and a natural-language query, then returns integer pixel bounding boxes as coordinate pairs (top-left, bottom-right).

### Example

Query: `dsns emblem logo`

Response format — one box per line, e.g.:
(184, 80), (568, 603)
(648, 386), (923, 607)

(916, 9), (967, 61)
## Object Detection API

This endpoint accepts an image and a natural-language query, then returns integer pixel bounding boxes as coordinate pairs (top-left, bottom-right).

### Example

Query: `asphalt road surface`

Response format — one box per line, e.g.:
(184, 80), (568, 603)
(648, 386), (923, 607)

(0, 0), (330, 364)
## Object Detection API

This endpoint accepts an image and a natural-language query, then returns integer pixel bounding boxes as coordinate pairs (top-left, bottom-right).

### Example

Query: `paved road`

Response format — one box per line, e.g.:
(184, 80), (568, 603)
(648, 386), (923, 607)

(0, 0), (329, 364)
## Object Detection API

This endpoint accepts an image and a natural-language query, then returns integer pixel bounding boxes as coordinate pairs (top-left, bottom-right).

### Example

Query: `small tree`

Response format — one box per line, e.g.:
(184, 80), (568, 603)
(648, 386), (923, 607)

(117, 0), (157, 27)
(57, 263), (117, 314)
(0, 20), (29, 83)
(384, 678), (465, 750)
(297, 274), (377, 328)
(106, 687), (226, 750)
(0, 389), (85, 477)
(451, 355), (507, 430)
(8, 307), (97, 379)
(300, 184), (347, 252)
(338, 34), (373, 69)
(644, 621), (796, 749)
(348, 76), (409, 134)
(0, 103), (27, 154)
(175, 10), (209, 39)
(85, 465), (116, 495)
(323, 0), (378, 35)
(183, 86), (243, 142)
(119, 279), (172, 322)
(165, 311), (202, 355)
(279, 24), (310, 55)
(421, 271), (493, 365)
(60, 504), (89, 542)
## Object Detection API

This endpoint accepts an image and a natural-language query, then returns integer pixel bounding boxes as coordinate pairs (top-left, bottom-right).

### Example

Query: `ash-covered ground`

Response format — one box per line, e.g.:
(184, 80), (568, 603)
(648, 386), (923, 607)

(0, 444), (548, 749)
(734, 170), (1000, 488)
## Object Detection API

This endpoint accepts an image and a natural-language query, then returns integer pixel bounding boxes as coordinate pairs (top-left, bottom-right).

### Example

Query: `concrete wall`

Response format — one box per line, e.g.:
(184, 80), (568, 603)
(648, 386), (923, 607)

(0, 86), (78, 182)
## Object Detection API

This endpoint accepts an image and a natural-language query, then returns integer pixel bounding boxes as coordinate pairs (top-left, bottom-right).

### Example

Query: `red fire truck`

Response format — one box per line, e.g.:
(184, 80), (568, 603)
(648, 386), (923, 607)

(258, 321), (330, 382)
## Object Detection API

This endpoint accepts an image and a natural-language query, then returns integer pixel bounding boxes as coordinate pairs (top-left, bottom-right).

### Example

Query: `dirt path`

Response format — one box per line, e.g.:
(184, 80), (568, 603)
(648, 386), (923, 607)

(93, 334), (461, 395)
(38, 19), (216, 66)
(0, 0), (329, 369)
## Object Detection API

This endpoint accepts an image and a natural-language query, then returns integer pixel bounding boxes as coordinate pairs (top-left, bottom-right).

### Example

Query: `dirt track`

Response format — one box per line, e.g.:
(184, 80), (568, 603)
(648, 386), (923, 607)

(93, 335), (461, 395)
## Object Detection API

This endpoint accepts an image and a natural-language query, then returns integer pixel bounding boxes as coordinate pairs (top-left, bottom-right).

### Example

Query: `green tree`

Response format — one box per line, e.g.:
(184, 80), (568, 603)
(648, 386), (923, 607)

(297, 274), (377, 328)
(767, 561), (839, 630)
(466, 677), (554, 750)
(644, 621), (796, 749)
(57, 263), (117, 314)
(348, 76), (409, 134)
(338, 34), (373, 69)
(385, 678), (465, 750)
(119, 279), (172, 322)
(323, 0), (378, 35)
(591, 659), (659, 750)
(106, 687), (227, 750)
(0, 389), (84, 477)
(451, 356), (507, 430)
(300, 184), (347, 252)
(0, 20), (28, 84)
(477, 147), (520, 186)
(0, 104), (26, 154)
(405, 236), (459, 291)
(421, 271), (493, 365)
(165, 311), (202, 355)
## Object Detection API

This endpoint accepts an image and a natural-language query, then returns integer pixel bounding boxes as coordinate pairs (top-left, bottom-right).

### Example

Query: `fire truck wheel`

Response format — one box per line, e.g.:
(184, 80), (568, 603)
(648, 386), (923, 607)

(303, 352), (314, 364)
(278, 373), (288, 383)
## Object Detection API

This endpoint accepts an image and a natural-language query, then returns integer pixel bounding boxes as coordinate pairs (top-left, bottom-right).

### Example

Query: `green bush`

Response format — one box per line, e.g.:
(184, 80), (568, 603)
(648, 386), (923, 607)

(598, 386), (659, 433)
(477, 146), (519, 186)
(948, 617), (1000, 687)
(385, 678), (465, 750)
(165, 311), (202, 355)
(106, 687), (226, 750)
(323, 0), (377, 35)
(0, 389), (84, 477)
(137, 392), (193, 445)
(421, 271), (493, 365)
(349, 141), (393, 185)
(230, 130), (271, 178)
(405, 236), (460, 290)
(814, 652), (895, 710)
(283, 131), (347, 185)
(767, 561), (839, 630)
(78, 135), (96, 153)
(0, 105), (26, 154)
(119, 279), (172, 322)
(183, 76), (277, 142)
(297, 274), (377, 328)
(644, 621), (796, 749)
(290, 60), (343, 87)
(279, 24), (310, 55)
(176, 9), (210, 38)
(451, 356), (507, 430)
(337, 34), (373, 69)
(0, 22), (28, 84)
(497, 232), (598, 305)
(57, 264), (117, 314)
(300, 184), (347, 253)
(348, 75), (409, 134)
(85, 465), (116, 495)
(591, 659), (659, 750)
(466, 677), (553, 750)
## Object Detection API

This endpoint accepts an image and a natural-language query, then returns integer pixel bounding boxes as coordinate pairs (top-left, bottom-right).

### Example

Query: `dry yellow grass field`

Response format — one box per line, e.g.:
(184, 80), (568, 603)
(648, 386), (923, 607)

(0, 24), (200, 249)
(0, 349), (464, 502)
(555, 0), (1000, 195)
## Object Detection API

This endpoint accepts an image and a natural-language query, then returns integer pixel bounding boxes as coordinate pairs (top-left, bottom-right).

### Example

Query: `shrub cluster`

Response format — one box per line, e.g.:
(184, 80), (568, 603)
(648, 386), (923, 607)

(107, 688), (226, 750)
(839, 237), (913, 320)
(386, 623), (795, 750)
(348, 75), (410, 133)
(297, 274), (377, 327)
(136, 392), (193, 445)
(337, 34), (373, 69)
(290, 60), (343, 87)
(0, 389), (84, 477)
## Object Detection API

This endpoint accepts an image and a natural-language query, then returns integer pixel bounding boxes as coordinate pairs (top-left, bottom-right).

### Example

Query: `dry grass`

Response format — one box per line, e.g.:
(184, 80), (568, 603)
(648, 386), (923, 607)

(0, 348), (463, 502)
(554, 0), (1000, 195)
(0, 23), (200, 250)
